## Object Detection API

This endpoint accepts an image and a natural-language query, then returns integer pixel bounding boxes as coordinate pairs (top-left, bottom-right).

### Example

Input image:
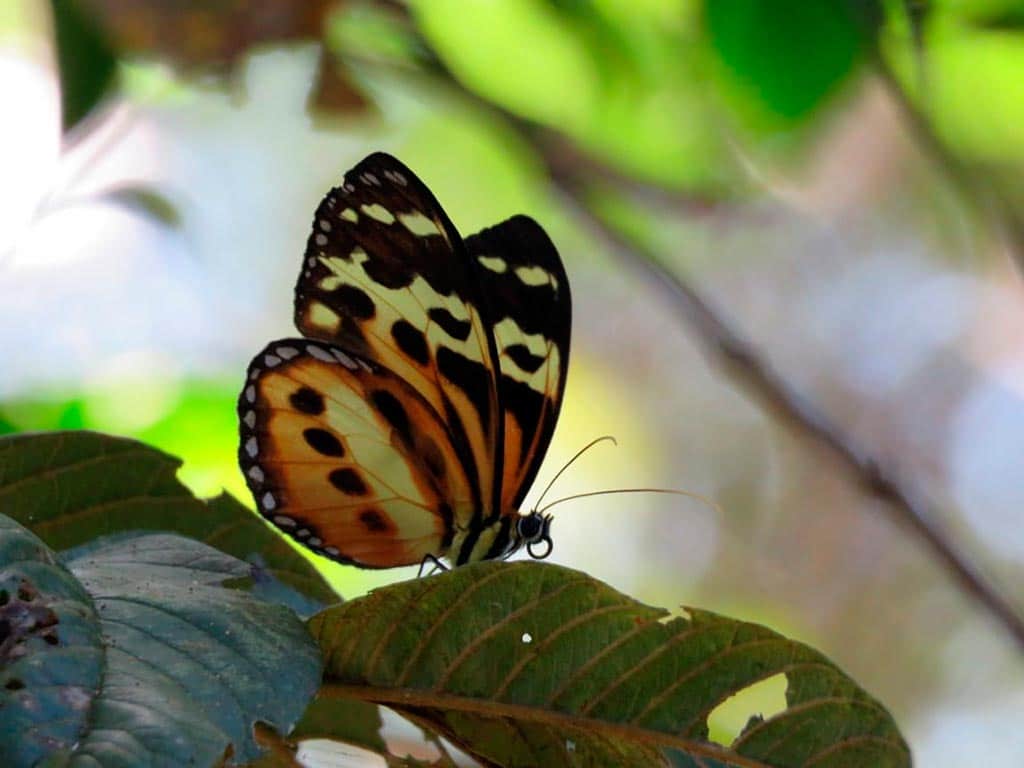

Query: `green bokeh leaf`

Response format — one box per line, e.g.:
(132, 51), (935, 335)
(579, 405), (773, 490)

(309, 562), (910, 768)
(50, 0), (118, 132)
(0, 517), (102, 768)
(0, 430), (339, 611)
(706, 0), (878, 119)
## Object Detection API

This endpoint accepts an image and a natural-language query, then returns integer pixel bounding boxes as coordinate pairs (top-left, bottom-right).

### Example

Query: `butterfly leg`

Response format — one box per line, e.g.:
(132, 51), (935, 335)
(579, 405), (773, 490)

(418, 553), (449, 578)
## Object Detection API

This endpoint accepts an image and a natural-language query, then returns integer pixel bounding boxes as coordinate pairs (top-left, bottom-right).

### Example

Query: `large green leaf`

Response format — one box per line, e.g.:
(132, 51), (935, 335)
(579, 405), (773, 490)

(0, 516), (102, 767)
(308, 562), (910, 768)
(0, 430), (338, 612)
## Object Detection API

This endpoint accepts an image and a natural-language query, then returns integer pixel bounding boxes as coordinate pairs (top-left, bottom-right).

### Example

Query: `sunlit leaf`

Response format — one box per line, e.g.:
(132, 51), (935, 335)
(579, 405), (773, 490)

(0, 430), (340, 611)
(309, 562), (910, 767)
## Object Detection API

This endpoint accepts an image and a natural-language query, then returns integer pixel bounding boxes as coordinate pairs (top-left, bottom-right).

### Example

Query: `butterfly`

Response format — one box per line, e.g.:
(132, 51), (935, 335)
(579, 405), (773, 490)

(238, 152), (571, 569)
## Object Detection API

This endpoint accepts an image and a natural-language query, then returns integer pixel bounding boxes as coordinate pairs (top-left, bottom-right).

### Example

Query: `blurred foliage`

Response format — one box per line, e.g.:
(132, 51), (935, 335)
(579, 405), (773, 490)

(49, 0), (116, 131)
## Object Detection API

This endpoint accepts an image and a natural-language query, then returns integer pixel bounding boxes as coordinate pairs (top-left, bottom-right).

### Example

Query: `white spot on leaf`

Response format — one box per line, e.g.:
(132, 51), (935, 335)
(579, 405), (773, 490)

(521, 632), (533, 644)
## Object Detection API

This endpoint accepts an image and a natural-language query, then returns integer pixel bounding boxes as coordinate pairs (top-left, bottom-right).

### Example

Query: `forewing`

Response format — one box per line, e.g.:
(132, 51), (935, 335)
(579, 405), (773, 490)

(238, 339), (473, 568)
(463, 215), (571, 513)
(294, 152), (500, 513)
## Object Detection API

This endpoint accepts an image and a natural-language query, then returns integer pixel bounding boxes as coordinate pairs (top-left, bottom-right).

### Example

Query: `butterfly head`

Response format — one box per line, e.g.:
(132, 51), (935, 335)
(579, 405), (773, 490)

(516, 511), (554, 560)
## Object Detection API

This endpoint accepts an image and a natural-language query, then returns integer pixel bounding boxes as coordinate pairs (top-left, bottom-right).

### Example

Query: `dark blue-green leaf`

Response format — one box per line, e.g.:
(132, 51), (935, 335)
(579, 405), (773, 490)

(0, 517), (102, 768)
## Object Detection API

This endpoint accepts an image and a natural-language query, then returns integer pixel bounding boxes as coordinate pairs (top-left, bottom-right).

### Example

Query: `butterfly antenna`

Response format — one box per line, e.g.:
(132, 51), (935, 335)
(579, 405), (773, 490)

(538, 487), (722, 516)
(533, 435), (618, 511)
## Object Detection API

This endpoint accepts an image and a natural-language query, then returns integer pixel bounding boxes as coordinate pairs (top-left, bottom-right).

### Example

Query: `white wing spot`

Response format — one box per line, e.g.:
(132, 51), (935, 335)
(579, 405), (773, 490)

(361, 203), (396, 224)
(306, 257), (316, 267)
(515, 264), (552, 287)
(308, 537), (322, 547)
(343, 182), (355, 192)
(273, 515), (297, 528)
(315, 233), (328, 247)
(245, 436), (258, 457)
(262, 492), (276, 510)
(398, 211), (440, 237)
(243, 410), (256, 428)
(308, 345), (336, 363)
(478, 255), (508, 273)
(319, 219), (332, 232)
(324, 546), (340, 556)
(277, 346), (299, 360)
(340, 208), (358, 222)
(332, 348), (358, 369)
(249, 369), (260, 381)
(264, 354), (281, 368)
(248, 465), (264, 482)
(362, 172), (381, 186)
(296, 528), (310, 539)
(244, 385), (256, 403)
(326, 195), (337, 207)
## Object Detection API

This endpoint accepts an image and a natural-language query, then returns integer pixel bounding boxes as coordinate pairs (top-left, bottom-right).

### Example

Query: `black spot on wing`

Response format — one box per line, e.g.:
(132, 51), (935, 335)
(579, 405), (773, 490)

(371, 389), (413, 446)
(392, 319), (430, 365)
(428, 307), (472, 341)
(504, 343), (546, 374)
(359, 508), (390, 532)
(333, 285), (376, 319)
(436, 347), (492, 436)
(329, 468), (368, 495)
(290, 387), (325, 415)
(304, 428), (345, 457)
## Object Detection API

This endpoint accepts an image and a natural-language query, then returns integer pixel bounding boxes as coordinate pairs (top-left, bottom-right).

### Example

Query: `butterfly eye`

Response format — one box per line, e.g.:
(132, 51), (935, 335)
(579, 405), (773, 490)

(516, 513), (544, 542)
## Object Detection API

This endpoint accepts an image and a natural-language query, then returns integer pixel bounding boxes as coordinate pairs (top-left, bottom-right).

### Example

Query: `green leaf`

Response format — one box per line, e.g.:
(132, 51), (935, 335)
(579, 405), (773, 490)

(50, 0), (118, 132)
(706, 0), (878, 119)
(0, 430), (339, 612)
(59, 532), (323, 765)
(309, 562), (910, 768)
(0, 516), (102, 768)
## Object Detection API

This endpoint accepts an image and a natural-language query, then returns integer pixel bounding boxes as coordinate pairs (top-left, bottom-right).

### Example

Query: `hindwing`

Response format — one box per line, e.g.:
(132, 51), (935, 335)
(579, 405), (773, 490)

(238, 339), (472, 567)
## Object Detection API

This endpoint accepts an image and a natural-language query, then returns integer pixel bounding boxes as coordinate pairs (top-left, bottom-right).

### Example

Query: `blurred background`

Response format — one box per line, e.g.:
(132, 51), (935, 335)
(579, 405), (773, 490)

(2, 0), (1023, 764)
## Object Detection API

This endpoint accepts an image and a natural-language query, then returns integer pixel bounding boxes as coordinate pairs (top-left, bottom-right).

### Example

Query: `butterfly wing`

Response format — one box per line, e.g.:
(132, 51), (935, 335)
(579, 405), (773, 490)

(238, 339), (473, 568)
(464, 216), (571, 513)
(293, 153), (502, 519)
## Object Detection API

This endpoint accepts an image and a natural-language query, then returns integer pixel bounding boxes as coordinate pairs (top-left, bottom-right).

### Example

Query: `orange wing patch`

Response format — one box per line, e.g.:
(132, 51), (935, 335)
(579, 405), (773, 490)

(239, 339), (472, 568)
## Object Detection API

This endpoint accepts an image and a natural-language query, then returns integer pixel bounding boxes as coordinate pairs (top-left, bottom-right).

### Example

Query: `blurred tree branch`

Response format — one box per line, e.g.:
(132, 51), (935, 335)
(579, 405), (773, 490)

(351, 9), (1024, 651)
